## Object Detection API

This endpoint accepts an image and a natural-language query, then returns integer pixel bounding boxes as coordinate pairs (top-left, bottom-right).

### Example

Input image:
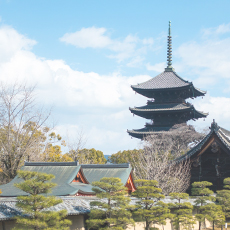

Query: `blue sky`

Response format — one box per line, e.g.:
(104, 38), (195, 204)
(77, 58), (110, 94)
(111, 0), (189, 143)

(0, 0), (230, 154)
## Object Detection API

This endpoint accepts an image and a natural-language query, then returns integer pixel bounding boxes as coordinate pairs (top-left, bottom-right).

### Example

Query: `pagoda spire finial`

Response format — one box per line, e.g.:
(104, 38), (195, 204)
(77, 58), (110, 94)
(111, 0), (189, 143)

(165, 21), (174, 72)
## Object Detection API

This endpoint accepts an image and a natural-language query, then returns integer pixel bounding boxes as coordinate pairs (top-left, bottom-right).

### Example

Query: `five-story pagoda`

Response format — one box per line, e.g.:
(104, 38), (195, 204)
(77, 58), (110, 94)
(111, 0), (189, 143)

(127, 22), (208, 139)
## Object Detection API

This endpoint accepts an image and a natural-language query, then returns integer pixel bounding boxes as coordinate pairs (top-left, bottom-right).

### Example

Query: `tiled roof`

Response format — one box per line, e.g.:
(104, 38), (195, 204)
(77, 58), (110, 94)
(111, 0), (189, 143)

(130, 103), (191, 112)
(81, 163), (130, 168)
(132, 71), (190, 90)
(21, 164), (82, 184)
(131, 71), (206, 99)
(174, 120), (230, 163)
(0, 163), (134, 197)
(0, 196), (205, 221)
(24, 162), (79, 166)
(69, 182), (96, 195)
(0, 197), (91, 220)
(128, 126), (172, 134)
(82, 165), (132, 186)
(0, 164), (94, 197)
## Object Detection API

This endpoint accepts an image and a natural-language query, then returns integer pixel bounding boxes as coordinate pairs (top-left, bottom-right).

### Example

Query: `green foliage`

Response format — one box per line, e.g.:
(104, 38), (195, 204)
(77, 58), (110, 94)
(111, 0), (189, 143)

(168, 193), (195, 230)
(41, 132), (72, 163)
(86, 177), (134, 230)
(108, 149), (143, 167)
(42, 144), (73, 162)
(200, 203), (225, 230)
(191, 181), (215, 205)
(0, 120), (71, 183)
(216, 177), (230, 221)
(223, 177), (230, 190)
(13, 170), (71, 230)
(0, 121), (48, 181)
(191, 181), (215, 230)
(68, 148), (107, 164)
(132, 179), (170, 230)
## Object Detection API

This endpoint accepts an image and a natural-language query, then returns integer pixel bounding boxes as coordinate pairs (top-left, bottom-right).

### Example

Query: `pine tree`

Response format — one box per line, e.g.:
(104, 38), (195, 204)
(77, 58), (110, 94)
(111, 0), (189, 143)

(132, 179), (170, 230)
(13, 170), (71, 230)
(200, 203), (225, 230)
(168, 193), (195, 230)
(191, 181), (215, 230)
(86, 177), (134, 230)
(216, 178), (230, 229)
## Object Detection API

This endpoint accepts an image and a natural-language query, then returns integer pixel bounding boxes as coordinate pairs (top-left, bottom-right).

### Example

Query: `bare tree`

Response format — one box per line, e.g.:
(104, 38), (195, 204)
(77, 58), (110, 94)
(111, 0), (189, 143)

(66, 127), (87, 162)
(0, 83), (50, 182)
(168, 123), (205, 154)
(134, 124), (205, 194)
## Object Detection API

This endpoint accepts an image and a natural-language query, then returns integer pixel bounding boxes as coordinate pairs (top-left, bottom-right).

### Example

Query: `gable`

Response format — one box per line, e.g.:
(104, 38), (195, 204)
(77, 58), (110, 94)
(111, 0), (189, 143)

(189, 132), (230, 192)
(125, 174), (136, 193)
(81, 163), (136, 192)
(71, 169), (88, 184)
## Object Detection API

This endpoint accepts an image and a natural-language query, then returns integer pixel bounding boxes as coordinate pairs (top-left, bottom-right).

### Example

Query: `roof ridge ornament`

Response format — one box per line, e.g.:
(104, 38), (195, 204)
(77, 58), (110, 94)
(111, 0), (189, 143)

(165, 21), (175, 72)
(210, 119), (219, 130)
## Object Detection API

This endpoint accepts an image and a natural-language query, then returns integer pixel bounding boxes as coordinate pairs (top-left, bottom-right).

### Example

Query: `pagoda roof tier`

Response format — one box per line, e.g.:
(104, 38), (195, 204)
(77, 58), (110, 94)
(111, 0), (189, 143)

(131, 71), (206, 99)
(129, 102), (208, 120)
(127, 126), (172, 139)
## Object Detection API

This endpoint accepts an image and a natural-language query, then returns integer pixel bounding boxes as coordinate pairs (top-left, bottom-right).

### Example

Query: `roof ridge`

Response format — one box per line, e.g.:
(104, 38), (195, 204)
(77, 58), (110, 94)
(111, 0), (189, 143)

(24, 161), (79, 166)
(171, 71), (191, 84)
(131, 71), (191, 91)
(131, 71), (164, 88)
(81, 163), (130, 168)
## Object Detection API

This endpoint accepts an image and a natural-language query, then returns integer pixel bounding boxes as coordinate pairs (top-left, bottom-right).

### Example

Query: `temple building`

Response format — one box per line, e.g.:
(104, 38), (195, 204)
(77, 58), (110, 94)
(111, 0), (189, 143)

(175, 120), (230, 192)
(127, 22), (208, 139)
(0, 162), (136, 229)
(0, 162), (136, 197)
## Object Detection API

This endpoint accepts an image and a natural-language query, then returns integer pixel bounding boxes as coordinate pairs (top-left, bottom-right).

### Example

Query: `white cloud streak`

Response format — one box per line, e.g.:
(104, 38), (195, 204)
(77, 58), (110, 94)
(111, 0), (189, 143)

(60, 27), (111, 48)
(202, 23), (230, 37)
(60, 26), (154, 64)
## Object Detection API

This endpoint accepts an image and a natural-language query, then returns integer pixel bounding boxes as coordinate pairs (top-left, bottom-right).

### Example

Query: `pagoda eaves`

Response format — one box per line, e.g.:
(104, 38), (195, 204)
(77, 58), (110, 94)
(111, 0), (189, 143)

(131, 71), (206, 100)
(127, 21), (208, 139)
(129, 103), (208, 120)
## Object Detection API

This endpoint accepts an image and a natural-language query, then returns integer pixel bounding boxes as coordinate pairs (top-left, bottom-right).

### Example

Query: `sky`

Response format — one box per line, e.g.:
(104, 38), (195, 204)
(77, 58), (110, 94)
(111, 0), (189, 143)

(0, 0), (230, 154)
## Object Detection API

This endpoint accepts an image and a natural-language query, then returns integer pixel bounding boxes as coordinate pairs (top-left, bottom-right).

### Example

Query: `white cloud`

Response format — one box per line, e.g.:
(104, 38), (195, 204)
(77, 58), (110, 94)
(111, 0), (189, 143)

(0, 25), (36, 63)
(189, 94), (230, 132)
(127, 56), (145, 68)
(60, 27), (154, 64)
(2, 23), (230, 154)
(142, 38), (154, 45)
(146, 62), (166, 72)
(174, 26), (230, 92)
(38, 59), (150, 108)
(0, 25), (149, 154)
(60, 27), (111, 48)
(202, 23), (230, 37)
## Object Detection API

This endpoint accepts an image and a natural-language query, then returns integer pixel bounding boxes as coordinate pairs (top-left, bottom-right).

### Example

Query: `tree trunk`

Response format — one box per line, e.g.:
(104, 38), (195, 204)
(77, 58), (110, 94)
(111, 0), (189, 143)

(171, 220), (174, 230)
(146, 221), (150, 230)
(199, 221), (201, 230)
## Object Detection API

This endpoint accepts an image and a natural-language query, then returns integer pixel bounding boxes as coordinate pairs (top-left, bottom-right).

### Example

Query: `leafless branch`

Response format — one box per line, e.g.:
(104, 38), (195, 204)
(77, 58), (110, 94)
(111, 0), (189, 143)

(0, 83), (51, 182)
(133, 124), (204, 194)
(66, 126), (87, 162)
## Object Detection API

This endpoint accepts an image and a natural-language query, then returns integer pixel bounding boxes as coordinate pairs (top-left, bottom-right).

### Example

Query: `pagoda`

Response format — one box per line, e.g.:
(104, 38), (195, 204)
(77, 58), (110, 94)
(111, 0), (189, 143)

(127, 22), (208, 139)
